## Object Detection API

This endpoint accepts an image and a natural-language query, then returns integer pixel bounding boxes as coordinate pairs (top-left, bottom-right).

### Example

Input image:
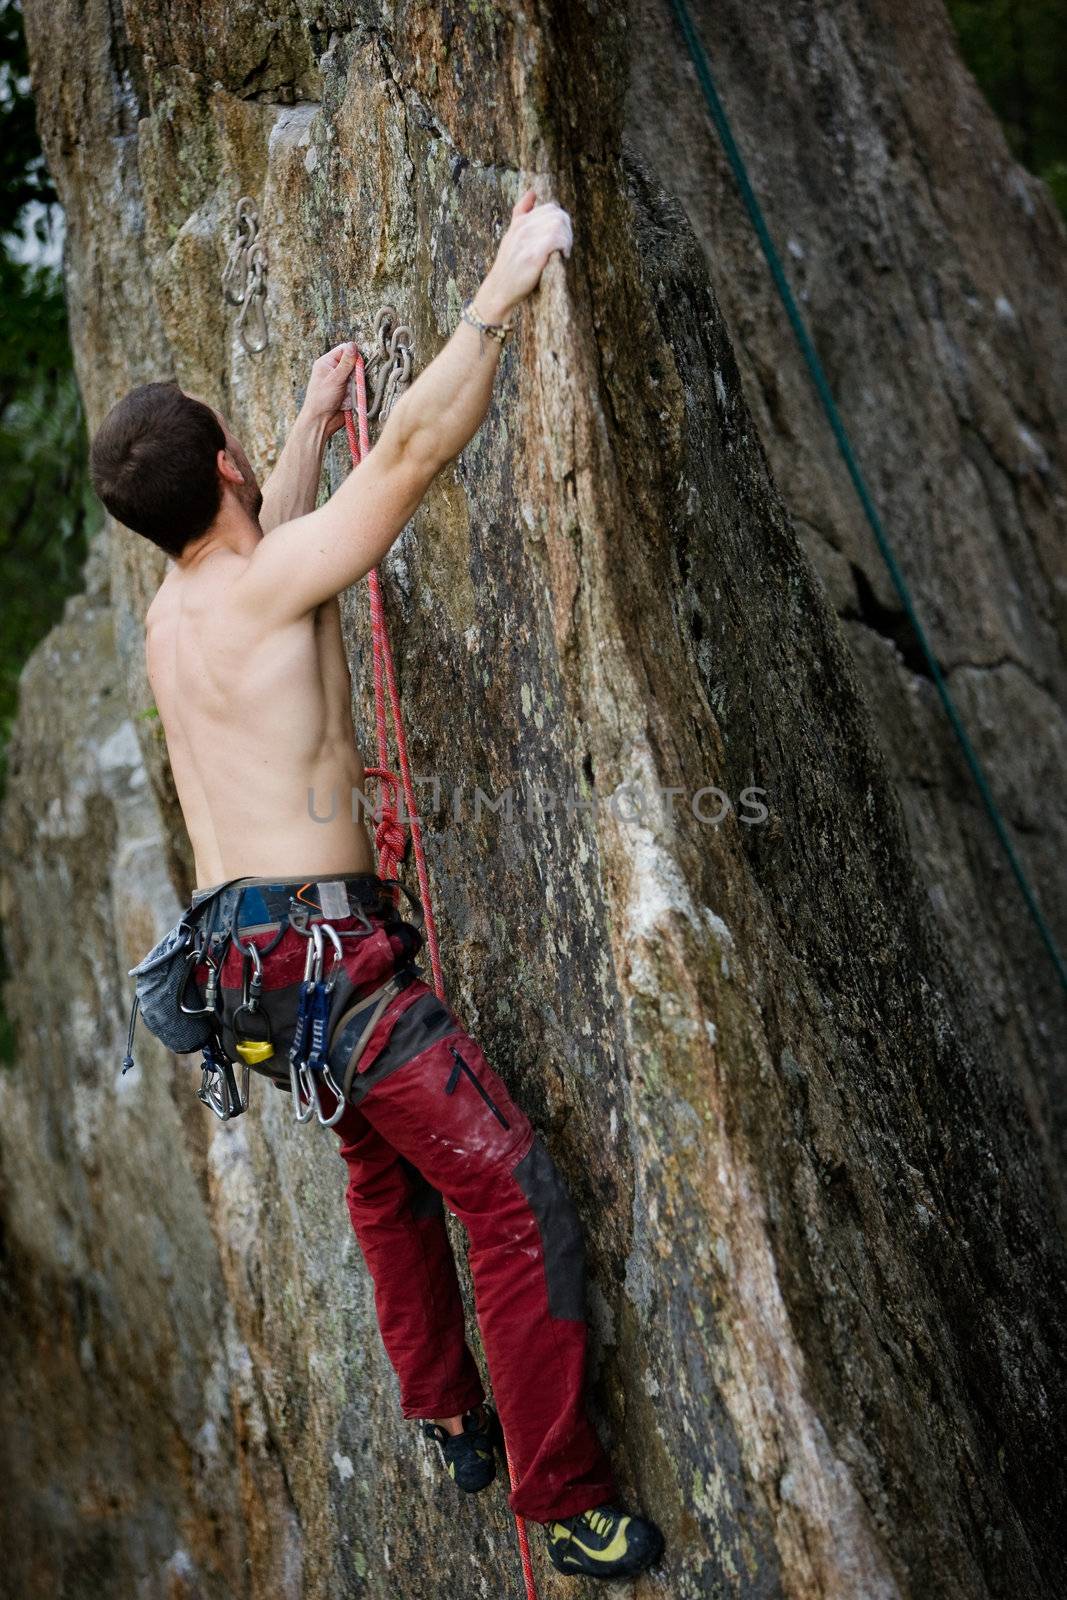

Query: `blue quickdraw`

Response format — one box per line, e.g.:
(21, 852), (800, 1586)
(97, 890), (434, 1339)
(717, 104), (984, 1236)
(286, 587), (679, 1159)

(286, 920), (350, 1127)
(289, 929), (321, 1124)
(307, 924), (347, 1127)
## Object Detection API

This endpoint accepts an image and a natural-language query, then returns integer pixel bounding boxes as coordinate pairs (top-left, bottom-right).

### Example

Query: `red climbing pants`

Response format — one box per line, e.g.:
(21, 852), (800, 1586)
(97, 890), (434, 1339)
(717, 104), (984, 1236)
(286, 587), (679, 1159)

(329, 1016), (620, 1523)
(201, 873), (619, 1524)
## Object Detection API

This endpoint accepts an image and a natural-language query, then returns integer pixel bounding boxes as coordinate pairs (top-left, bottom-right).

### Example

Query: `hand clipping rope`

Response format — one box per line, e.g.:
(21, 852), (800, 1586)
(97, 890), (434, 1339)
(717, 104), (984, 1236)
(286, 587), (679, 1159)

(342, 344), (538, 1600)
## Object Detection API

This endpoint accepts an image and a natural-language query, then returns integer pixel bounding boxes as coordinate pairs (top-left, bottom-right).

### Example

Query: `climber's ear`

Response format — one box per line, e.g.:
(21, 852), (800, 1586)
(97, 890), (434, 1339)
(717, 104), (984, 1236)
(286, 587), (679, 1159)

(217, 447), (245, 486)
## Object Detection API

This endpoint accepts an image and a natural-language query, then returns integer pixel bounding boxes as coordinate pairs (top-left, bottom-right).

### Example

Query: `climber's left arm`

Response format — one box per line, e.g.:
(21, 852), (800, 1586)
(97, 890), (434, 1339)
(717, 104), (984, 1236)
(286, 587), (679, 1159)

(259, 343), (359, 534)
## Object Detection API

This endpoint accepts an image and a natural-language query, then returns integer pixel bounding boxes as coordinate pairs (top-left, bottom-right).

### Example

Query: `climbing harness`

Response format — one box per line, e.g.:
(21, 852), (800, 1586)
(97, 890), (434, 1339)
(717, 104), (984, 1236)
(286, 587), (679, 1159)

(342, 331), (539, 1600)
(221, 196), (269, 355)
(666, 0), (1067, 997)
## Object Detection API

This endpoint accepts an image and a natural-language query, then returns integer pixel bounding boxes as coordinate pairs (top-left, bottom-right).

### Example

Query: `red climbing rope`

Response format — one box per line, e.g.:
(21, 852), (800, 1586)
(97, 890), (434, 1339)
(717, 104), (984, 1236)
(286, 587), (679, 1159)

(343, 352), (443, 997)
(342, 347), (538, 1600)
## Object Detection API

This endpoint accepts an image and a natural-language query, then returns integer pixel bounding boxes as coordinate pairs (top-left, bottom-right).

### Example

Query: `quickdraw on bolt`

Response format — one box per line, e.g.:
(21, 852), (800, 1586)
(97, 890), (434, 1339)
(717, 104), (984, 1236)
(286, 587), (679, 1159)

(347, 304), (414, 425)
(221, 196), (268, 355)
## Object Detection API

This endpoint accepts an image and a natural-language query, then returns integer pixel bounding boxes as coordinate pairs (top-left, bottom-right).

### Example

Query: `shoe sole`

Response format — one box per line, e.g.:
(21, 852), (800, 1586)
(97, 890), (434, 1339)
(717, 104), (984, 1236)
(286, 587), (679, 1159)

(455, 1474), (497, 1494)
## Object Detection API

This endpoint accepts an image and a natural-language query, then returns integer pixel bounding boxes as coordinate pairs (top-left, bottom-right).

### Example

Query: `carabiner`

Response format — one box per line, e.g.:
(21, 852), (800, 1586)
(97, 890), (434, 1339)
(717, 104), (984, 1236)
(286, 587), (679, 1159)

(292, 1055), (324, 1123)
(289, 931), (321, 1124)
(300, 924), (333, 1125)
(315, 922), (348, 1126)
(179, 945), (219, 1016)
(232, 932), (264, 1009)
(197, 1041), (250, 1121)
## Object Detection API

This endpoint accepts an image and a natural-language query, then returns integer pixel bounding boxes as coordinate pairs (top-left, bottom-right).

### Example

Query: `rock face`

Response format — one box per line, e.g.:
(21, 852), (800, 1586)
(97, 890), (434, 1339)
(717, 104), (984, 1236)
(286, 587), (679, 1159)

(626, 0), (1067, 1183)
(2, 3), (1065, 1598)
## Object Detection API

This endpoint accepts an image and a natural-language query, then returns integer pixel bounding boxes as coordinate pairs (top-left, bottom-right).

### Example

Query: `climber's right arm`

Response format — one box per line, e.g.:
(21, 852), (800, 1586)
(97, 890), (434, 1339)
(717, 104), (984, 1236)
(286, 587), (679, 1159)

(232, 188), (571, 623)
(228, 315), (507, 622)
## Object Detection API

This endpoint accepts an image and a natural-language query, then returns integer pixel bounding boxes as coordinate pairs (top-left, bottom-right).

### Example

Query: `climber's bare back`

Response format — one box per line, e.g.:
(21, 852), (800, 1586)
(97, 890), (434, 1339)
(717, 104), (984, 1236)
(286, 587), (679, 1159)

(145, 549), (374, 891)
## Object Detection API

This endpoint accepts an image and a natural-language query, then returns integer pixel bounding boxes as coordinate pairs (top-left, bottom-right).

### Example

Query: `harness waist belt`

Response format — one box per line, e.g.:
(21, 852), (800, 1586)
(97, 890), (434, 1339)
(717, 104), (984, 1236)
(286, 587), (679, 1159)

(193, 873), (389, 933)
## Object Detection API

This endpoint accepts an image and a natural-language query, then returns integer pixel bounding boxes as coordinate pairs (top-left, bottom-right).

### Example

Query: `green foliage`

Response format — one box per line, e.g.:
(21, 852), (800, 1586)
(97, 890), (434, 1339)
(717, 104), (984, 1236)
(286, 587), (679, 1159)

(0, 0), (53, 237)
(0, 1), (99, 788)
(0, 0), (99, 1064)
(948, 0), (1067, 216)
(0, 260), (100, 769)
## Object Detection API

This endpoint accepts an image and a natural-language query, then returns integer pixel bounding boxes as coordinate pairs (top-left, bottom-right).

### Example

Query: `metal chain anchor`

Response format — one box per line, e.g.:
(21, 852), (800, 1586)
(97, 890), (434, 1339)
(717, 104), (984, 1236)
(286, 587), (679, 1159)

(221, 196), (268, 355)
(350, 304), (414, 424)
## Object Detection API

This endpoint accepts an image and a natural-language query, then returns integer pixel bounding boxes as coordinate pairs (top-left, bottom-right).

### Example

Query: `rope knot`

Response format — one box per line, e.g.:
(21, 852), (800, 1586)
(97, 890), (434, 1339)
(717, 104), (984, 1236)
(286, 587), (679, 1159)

(365, 767), (407, 874)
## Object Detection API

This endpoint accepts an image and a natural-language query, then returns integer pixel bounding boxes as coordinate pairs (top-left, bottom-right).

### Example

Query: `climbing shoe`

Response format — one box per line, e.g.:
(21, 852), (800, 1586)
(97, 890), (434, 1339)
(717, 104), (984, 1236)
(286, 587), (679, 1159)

(420, 1401), (502, 1493)
(545, 1502), (665, 1579)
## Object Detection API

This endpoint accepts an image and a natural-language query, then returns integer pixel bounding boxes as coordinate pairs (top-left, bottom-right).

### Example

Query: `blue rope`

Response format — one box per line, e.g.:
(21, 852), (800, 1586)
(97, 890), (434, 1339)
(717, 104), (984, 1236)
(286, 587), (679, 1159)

(666, 0), (1067, 996)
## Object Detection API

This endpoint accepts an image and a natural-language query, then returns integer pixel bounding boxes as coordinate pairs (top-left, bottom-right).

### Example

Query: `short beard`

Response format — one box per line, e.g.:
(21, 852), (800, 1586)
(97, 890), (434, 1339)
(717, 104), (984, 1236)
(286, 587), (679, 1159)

(237, 481), (263, 522)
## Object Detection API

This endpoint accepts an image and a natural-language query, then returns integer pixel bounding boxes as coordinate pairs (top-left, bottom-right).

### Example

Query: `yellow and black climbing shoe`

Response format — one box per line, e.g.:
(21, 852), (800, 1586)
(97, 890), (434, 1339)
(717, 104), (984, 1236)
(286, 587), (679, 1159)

(420, 1402), (503, 1493)
(545, 1503), (665, 1579)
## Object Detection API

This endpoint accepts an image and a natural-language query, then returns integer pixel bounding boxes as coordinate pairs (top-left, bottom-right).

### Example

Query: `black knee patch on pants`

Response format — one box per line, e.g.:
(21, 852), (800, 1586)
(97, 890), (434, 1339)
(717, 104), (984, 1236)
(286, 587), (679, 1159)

(512, 1138), (586, 1321)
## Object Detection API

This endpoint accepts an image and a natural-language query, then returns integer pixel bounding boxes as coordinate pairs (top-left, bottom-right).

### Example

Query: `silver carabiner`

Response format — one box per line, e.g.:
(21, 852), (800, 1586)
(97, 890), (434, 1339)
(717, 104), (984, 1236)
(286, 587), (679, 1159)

(232, 931), (264, 1010)
(237, 242), (269, 355)
(198, 1055), (250, 1121)
(290, 931), (321, 1124)
(320, 922), (343, 981)
(198, 1063), (227, 1118)
(310, 920), (325, 979)
(179, 945), (219, 1016)
(294, 1058), (324, 1123)
(318, 1077), (348, 1126)
(316, 923), (348, 1126)
(221, 197), (258, 304)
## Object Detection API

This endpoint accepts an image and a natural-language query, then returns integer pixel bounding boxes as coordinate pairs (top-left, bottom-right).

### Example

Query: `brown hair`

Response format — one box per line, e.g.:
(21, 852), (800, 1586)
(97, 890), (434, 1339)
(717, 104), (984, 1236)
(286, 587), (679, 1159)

(89, 382), (226, 557)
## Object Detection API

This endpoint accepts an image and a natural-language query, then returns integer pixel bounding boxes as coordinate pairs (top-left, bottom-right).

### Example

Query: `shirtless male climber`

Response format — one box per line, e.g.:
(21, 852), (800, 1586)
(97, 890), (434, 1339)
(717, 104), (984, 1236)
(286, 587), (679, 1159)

(89, 189), (664, 1579)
